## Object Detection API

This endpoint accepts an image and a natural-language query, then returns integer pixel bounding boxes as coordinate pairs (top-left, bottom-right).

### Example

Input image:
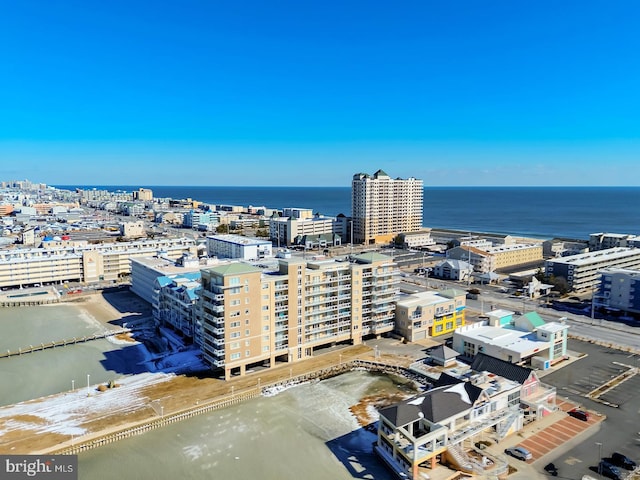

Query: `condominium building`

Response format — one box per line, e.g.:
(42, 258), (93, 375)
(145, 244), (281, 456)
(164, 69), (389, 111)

(130, 254), (204, 304)
(133, 188), (153, 201)
(269, 214), (346, 247)
(154, 271), (203, 345)
(199, 252), (398, 379)
(0, 237), (197, 289)
(589, 232), (640, 251)
(544, 247), (640, 292)
(595, 268), (640, 315)
(352, 170), (423, 245)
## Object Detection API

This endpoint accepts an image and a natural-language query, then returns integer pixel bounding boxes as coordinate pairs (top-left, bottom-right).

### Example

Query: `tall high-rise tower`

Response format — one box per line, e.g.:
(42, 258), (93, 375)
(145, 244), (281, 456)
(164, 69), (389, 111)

(351, 169), (423, 245)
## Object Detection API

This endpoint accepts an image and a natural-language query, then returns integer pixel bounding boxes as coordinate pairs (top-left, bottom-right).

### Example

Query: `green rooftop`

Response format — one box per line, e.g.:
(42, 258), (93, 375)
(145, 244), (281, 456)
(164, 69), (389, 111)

(522, 311), (546, 327)
(203, 262), (262, 276)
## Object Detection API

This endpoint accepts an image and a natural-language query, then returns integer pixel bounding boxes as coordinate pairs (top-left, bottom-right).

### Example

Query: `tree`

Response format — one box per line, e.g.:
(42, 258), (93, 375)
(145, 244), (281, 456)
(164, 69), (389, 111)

(216, 224), (229, 234)
(551, 276), (569, 295)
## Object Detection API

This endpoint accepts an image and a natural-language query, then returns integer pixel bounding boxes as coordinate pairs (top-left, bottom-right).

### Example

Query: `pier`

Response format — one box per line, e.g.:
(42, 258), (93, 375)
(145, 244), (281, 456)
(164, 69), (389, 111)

(0, 328), (136, 359)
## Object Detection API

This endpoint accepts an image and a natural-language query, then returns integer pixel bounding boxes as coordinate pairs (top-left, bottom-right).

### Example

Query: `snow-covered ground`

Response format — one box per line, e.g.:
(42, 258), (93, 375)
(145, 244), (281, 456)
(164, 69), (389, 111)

(0, 372), (175, 439)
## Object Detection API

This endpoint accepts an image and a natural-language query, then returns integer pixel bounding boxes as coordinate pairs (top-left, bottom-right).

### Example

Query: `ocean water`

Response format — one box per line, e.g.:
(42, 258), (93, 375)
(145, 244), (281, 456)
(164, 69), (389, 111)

(56, 185), (640, 240)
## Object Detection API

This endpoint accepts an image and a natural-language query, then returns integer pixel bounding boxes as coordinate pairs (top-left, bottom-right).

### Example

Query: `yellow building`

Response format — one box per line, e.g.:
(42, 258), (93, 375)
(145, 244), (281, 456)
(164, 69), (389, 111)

(394, 289), (467, 341)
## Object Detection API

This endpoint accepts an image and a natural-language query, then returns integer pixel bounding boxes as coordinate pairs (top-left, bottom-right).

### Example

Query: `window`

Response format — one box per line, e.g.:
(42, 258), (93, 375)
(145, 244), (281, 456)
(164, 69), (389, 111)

(230, 353), (241, 360)
(230, 299), (241, 306)
(230, 311), (240, 318)
(245, 329), (250, 336)
(230, 342), (240, 350)
(245, 340), (250, 346)
(230, 321), (241, 328)
(230, 332), (241, 339)
(245, 350), (250, 357)
(508, 391), (520, 407)
(263, 325), (269, 331)
(230, 277), (240, 285)
(229, 287), (240, 294)
(435, 325), (443, 333)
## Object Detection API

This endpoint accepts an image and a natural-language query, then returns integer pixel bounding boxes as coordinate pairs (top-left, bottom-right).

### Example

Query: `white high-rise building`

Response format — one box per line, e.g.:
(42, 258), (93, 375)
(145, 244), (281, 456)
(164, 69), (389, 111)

(351, 169), (423, 245)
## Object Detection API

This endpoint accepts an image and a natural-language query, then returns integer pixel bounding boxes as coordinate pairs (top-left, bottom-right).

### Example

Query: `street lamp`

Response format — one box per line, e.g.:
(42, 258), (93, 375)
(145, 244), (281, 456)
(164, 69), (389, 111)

(87, 374), (90, 396)
(596, 442), (602, 475)
(71, 380), (75, 391)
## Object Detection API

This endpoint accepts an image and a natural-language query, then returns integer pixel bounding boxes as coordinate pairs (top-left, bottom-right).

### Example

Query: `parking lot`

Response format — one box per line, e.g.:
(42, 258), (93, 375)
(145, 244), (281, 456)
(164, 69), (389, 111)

(540, 340), (640, 478)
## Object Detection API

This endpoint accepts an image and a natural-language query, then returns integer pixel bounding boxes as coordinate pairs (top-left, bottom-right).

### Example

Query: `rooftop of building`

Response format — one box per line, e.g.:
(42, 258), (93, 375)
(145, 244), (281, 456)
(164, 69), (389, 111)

(546, 247), (640, 266)
(456, 323), (549, 355)
(600, 267), (640, 277)
(207, 234), (271, 246)
(202, 262), (263, 276)
(132, 256), (204, 275)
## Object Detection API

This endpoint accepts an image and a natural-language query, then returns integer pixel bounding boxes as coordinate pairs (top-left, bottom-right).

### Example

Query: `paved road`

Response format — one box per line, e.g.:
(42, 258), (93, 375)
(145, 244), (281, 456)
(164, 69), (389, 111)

(401, 272), (640, 353)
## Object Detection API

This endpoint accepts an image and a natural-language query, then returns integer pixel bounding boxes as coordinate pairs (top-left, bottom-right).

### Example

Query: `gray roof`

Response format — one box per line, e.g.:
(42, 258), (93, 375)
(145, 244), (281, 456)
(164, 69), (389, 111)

(470, 352), (533, 385)
(433, 372), (463, 387)
(379, 382), (483, 426)
(430, 345), (459, 361)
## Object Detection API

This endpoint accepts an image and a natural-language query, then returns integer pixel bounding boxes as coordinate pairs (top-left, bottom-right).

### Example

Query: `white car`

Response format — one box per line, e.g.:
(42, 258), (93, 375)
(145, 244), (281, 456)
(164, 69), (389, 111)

(505, 447), (532, 461)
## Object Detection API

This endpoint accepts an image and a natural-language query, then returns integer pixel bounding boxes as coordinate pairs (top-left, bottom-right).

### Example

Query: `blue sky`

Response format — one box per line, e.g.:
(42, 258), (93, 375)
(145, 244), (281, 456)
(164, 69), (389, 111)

(1, 1), (639, 186)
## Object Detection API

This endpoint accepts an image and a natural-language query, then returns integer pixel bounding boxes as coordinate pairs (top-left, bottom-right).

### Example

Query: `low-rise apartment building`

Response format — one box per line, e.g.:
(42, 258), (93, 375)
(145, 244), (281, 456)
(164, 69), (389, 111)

(207, 234), (273, 261)
(447, 244), (543, 274)
(397, 230), (436, 249)
(0, 237), (197, 289)
(544, 247), (640, 292)
(589, 232), (640, 251)
(394, 290), (466, 341)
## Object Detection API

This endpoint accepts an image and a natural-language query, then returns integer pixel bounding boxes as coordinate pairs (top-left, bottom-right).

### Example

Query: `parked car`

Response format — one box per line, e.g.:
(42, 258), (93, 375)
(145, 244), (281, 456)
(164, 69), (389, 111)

(599, 461), (623, 480)
(505, 447), (533, 461)
(611, 452), (637, 470)
(568, 409), (589, 421)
